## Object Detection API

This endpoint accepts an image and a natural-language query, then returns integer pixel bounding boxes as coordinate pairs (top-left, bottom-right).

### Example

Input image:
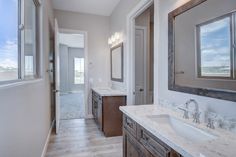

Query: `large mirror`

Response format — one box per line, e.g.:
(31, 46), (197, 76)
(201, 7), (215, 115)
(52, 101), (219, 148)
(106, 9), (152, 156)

(111, 43), (124, 82)
(169, 0), (236, 102)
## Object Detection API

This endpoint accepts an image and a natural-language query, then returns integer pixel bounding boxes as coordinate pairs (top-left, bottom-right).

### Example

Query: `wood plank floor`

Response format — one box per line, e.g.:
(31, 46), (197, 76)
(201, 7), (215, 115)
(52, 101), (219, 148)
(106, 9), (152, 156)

(46, 119), (123, 157)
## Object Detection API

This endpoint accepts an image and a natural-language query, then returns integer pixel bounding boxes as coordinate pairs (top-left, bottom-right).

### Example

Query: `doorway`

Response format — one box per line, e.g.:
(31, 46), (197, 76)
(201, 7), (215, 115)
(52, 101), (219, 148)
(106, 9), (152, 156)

(58, 32), (86, 120)
(134, 4), (154, 105)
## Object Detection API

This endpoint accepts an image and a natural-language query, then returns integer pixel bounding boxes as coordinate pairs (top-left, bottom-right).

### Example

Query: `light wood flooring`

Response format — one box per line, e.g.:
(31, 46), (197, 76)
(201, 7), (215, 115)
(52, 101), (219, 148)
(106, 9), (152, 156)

(45, 119), (123, 157)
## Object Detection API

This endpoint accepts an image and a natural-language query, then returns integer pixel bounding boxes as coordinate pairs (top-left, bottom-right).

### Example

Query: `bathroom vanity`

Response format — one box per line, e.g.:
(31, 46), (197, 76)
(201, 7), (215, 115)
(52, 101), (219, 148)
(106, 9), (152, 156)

(92, 88), (126, 137)
(123, 114), (181, 157)
(120, 105), (236, 157)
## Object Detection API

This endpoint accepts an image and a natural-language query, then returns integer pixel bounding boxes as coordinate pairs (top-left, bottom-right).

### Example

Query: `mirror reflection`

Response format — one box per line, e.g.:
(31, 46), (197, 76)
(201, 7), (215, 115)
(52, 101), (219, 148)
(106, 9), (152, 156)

(111, 43), (123, 82)
(174, 0), (236, 91)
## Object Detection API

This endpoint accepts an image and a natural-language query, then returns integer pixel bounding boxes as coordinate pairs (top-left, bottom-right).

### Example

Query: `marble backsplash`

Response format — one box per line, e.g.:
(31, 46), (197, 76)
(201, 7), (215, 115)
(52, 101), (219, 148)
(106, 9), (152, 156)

(158, 98), (236, 133)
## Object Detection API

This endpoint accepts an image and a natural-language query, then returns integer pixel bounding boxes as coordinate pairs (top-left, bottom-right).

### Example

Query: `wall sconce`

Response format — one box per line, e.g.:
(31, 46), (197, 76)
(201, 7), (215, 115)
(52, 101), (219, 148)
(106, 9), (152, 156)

(108, 32), (123, 47)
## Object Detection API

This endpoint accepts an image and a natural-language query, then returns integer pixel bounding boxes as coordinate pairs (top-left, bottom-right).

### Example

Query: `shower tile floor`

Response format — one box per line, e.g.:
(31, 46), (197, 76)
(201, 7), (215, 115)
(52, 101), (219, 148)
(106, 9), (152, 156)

(60, 91), (85, 120)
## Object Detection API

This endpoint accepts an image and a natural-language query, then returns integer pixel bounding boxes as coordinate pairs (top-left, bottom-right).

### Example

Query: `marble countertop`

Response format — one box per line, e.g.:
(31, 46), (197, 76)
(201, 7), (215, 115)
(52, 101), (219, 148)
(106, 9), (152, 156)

(92, 87), (126, 96)
(120, 105), (236, 157)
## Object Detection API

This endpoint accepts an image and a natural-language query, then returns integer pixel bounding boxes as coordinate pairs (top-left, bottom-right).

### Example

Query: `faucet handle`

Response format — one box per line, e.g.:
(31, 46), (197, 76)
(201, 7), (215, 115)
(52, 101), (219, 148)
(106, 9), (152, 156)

(192, 112), (201, 124)
(178, 107), (189, 119)
(207, 117), (215, 129)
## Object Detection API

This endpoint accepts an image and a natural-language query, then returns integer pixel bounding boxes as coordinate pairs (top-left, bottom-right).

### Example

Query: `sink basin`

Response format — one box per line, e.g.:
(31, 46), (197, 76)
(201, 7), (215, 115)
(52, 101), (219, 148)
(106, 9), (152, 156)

(147, 114), (217, 143)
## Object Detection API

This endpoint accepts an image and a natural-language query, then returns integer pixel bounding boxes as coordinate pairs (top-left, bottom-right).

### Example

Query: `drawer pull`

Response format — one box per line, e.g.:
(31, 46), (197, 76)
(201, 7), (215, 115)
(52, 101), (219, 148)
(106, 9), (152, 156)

(126, 119), (134, 128)
(140, 130), (149, 143)
(127, 122), (133, 128)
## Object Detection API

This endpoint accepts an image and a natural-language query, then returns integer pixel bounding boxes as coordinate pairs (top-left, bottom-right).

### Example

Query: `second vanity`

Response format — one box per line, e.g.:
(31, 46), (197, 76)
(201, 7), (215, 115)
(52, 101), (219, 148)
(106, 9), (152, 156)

(92, 87), (126, 137)
(120, 105), (236, 157)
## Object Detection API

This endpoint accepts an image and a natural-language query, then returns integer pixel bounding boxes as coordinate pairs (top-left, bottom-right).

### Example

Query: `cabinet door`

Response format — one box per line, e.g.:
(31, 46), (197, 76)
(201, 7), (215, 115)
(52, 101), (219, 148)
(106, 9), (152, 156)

(97, 99), (103, 131)
(92, 100), (98, 122)
(123, 129), (153, 157)
(92, 92), (98, 123)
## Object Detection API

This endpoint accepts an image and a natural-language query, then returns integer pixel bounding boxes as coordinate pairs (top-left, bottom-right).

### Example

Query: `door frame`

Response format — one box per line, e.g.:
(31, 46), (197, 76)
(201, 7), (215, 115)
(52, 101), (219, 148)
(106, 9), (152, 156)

(126, 0), (154, 105)
(59, 28), (90, 118)
(135, 26), (148, 104)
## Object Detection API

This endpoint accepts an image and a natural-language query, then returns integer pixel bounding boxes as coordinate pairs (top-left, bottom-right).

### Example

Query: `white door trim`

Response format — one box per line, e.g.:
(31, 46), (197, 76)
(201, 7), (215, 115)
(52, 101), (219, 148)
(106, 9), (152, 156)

(59, 28), (90, 118)
(126, 0), (154, 105)
(135, 26), (148, 104)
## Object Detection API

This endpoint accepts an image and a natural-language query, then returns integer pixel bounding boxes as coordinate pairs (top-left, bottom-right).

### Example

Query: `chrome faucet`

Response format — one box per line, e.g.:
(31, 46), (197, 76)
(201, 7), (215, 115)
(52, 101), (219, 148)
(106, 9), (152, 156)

(179, 99), (201, 123)
(185, 99), (201, 123)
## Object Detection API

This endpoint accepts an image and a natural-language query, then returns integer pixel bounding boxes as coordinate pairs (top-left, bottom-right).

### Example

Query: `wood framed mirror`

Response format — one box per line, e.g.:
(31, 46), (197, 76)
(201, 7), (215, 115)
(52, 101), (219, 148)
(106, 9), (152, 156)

(168, 0), (236, 102)
(111, 43), (124, 82)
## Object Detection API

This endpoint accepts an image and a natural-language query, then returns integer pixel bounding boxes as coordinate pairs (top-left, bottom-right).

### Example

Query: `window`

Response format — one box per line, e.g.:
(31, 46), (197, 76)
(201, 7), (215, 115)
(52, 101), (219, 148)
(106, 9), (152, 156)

(24, 0), (37, 78)
(74, 58), (84, 84)
(197, 13), (236, 79)
(0, 0), (19, 82)
(0, 0), (40, 84)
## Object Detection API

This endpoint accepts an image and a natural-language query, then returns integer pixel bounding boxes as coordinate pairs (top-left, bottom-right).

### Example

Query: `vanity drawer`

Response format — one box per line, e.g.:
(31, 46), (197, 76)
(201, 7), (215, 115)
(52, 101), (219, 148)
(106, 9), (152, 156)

(92, 91), (102, 102)
(123, 115), (137, 137)
(137, 125), (171, 157)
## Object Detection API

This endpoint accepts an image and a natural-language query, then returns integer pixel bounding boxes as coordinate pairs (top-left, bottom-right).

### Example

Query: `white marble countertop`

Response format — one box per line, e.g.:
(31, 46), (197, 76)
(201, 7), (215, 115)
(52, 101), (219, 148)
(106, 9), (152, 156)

(92, 87), (126, 96)
(120, 105), (236, 157)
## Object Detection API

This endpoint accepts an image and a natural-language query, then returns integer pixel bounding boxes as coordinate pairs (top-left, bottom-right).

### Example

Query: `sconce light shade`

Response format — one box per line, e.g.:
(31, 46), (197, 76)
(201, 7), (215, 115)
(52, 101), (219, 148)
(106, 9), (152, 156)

(108, 38), (112, 45)
(108, 32), (123, 46)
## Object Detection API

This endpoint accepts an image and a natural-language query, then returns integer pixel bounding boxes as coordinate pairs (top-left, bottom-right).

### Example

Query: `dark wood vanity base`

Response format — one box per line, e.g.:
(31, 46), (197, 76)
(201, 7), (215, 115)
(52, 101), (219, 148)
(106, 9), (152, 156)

(92, 90), (126, 137)
(123, 114), (182, 157)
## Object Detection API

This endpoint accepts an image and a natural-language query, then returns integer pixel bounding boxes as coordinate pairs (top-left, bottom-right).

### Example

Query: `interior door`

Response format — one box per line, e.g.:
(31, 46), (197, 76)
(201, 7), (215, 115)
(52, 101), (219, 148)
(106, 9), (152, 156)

(135, 28), (146, 105)
(54, 19), (61, 134)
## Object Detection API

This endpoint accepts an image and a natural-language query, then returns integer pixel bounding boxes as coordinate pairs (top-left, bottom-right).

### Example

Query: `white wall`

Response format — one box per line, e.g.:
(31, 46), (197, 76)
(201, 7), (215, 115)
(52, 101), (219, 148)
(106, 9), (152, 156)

(59, 33), (84, 48)
(54, 10), (110, 115)
(0, 0), (54, 156)
(109, 0), (141, 90)
(155, 0), (236, 118)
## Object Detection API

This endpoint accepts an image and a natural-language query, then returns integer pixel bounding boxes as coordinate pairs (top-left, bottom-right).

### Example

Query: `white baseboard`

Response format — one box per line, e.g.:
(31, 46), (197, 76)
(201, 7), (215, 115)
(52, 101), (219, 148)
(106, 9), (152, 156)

(41, 120), (54, 157)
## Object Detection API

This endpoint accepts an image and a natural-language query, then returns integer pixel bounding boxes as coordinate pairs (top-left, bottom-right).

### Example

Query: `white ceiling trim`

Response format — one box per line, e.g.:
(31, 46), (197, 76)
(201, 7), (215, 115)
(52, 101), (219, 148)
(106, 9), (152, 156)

(52, 0), (121, 16)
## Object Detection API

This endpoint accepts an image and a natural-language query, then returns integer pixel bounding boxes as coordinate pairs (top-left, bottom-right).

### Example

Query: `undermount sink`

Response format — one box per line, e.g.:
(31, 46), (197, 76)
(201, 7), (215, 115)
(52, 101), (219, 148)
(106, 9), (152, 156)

(147, 114), (217, 143)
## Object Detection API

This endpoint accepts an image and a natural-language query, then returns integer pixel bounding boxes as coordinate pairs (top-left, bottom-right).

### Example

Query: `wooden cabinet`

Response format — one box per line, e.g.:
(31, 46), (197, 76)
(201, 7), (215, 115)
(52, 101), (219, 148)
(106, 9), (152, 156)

(123, 114), (182, 157)
(123, 129), (153, 157)
(92, 90), (126, 137)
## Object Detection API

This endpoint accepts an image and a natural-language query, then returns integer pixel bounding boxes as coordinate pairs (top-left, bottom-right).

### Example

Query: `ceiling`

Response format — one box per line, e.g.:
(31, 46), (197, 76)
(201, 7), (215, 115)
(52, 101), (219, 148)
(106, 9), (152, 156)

(52, 0), (121, 16)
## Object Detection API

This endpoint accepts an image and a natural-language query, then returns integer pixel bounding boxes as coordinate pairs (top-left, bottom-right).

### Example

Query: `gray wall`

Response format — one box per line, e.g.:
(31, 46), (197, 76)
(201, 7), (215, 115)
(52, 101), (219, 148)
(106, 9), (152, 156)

(59, 44), (85, 92)
(109, 0), (141, 90)
(60, 44), (69, 92)
(54, 10), (110, 115)
(0, 0), (54, 156)
(175, 0), (236, 91)
(155, 0), (236, 118)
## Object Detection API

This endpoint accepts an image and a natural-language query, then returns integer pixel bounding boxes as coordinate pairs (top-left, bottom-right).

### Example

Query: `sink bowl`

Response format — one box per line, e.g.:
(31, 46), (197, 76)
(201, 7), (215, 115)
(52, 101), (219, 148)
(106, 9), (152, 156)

(147, 114), (217, 143)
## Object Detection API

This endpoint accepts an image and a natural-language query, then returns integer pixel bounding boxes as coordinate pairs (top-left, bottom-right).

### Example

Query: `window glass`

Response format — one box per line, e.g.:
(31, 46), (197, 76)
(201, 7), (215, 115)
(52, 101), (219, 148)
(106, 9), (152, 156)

(25, 55), (34, 76)
(24, 0), (36, 78)
(0, 0), (19, 81)
(199, 16), (231, 77)
(74, 58), (84, 84)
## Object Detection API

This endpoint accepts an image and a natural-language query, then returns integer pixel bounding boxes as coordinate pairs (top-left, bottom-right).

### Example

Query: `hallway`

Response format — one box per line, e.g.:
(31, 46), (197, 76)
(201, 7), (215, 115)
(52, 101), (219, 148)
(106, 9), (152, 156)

(45, 119), (122, 157)
(60, 92), (85, 120)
